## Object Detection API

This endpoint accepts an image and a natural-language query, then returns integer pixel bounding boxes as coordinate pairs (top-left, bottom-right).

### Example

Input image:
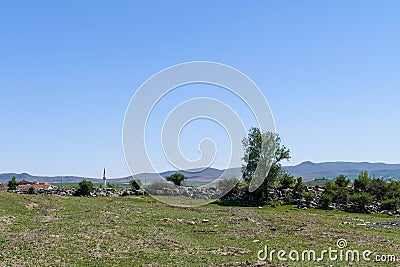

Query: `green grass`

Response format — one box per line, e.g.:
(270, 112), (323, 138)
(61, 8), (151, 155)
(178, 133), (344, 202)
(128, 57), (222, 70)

(305, 178), (331, 187)
(0, 192), (399, 266)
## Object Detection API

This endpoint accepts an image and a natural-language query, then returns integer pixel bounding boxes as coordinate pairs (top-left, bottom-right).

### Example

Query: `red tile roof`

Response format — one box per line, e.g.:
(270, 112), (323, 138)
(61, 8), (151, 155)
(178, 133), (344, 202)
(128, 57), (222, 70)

(0, 183), (8, 190)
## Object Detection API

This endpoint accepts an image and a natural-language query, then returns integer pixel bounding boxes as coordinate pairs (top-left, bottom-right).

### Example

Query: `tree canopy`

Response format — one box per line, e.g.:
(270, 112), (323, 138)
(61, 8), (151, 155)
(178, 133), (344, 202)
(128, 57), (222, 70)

(7, 176), (19, 190)
(166, 173), (186, 186)
(75, 180), (94, 196)
(242, 127), (290, 201)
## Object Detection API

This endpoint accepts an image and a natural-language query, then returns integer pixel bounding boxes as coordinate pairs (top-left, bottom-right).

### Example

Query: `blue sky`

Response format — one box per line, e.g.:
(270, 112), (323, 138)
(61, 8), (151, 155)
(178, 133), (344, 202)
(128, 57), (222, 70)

(1, 1), (399, 177)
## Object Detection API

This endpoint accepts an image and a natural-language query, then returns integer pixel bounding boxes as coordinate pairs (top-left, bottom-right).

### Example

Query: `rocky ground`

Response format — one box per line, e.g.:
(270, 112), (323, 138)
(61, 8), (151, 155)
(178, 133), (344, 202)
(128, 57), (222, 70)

(0, 192), (399, 266)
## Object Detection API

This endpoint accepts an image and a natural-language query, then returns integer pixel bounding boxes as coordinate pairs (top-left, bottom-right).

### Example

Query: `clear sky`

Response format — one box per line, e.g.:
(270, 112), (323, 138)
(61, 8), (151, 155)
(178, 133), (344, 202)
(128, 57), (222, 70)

(1, 1), (399, 178)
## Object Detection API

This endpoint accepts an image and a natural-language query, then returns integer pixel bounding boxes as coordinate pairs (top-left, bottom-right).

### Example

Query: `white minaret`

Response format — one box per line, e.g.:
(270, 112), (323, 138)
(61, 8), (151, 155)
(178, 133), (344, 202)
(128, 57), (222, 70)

(103, 168), (107, 188)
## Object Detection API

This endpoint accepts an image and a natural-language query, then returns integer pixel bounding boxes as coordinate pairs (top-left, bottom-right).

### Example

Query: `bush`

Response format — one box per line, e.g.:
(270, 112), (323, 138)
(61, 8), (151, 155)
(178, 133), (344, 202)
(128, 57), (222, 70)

(129, 179), (142, 190)
(381, 198), (400, 211)
(7, 176), (19, 190)
(334, 175), (350, 188)
(279, 173), (295, 189)
(324, 177), (349, 205)
(333, 188), (349, 205)
(218, 178), (240, 195)
(353, 170), (371, 192)
(324, 181), (338, 193)
(107, 182), (116, 189)
(75, 180), (94, 196)
(319, 193), (334, 209)
(165, 173), (186, 186)
(302, 191), (315, 205)
(283, 191), (293, 205)
(294, 177), (306, 197)
(385, 181), (400, 199)
(27, 186), (35, 195)
(368, 178), (387, 200)
(349, 192), (374, 211)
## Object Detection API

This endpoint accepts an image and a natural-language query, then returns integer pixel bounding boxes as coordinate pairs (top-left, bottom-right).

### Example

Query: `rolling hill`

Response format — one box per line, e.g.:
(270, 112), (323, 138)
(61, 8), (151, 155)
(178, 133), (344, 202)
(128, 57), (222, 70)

(1, 161), (400, 184)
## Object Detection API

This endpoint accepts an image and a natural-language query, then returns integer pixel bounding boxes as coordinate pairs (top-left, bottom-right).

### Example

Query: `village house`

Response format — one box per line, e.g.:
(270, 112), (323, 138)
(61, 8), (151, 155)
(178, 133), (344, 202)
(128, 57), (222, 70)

(17, 180), (58, 190)
(0, 183), (8, 190)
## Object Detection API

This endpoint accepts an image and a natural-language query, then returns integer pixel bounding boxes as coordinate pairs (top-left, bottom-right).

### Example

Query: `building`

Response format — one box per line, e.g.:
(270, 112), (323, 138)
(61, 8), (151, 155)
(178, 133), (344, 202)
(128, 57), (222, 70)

(0, 183), (8, 190)
(17, 181), (57, 190)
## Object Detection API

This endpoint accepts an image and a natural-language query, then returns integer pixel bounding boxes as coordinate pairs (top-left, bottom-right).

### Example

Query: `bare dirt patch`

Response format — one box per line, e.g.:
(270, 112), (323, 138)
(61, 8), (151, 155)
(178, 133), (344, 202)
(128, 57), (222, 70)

(209, 246), (249, 256)
(24, 202), (39, 210)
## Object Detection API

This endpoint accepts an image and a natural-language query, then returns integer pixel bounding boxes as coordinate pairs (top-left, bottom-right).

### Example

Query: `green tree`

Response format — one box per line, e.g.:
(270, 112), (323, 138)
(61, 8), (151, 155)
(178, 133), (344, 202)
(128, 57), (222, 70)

(218, 178), (240, 194)
(319, 193), (334, 209)
(279, 173), (295, 189)
(129, 179), (142, 190)
(7, 176), (19, 190)
(324, 180), (338, 193)
(27, 186), (35, 194)
(302, 191), (315, 205)
(349, 192), (374, 212)
(385, 180), (400, 199)
(242, 127), (263, 182)
(322, 176), (350, 206)
(106, 182), (116, 189)
(381, 198), (400, 210)
(334, 175), (350, 188)
(353, 170), (371, 192)
(165, 173), (186, 186)
(75, 180), (94, 196)
(368, 178), (387, 201)
(294, 177), (306, 194)
(242, 128), (290, 202)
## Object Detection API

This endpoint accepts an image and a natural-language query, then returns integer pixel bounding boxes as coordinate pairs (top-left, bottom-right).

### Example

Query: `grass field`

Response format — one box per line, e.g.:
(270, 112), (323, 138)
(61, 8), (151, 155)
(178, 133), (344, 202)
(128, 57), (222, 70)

(0, 192), (399, 266)
(304, 178), (331, 187)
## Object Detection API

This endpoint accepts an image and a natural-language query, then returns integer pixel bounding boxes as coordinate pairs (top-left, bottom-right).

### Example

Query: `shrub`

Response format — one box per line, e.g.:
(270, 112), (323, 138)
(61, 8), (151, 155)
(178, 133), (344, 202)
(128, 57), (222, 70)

(283, 191), (293, 205)
(333, 188), (349, 205)
(334, 175), (350, 188)
(324, 177), (349, 205)
(294, 177), (306, 196)
(302, 191), (315, 205)
(165, 173), (186, 186)
(324, 181), (338, 193)
(381, 198), (400, 211)
(7, 176), (19, 190)
(385, 181), (400, 199)
(368, 178), (387, 200)
(319, 193), (334, 209)
(75, 180), (94, 196)
(129, 179), (142, 190)
(349, 192), (374, 211)
(27, 186), (35, 195)
(279, 173), (295, 189)
(353, 170), (371, 192)
(106, 182), (116, 189)
(218, 178), (240, 195)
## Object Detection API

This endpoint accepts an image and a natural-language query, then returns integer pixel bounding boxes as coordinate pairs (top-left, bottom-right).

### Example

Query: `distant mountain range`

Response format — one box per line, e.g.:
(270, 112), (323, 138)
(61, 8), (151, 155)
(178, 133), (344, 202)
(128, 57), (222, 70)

(283, 161), (400, 180)
(1, 161), (400, 184)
